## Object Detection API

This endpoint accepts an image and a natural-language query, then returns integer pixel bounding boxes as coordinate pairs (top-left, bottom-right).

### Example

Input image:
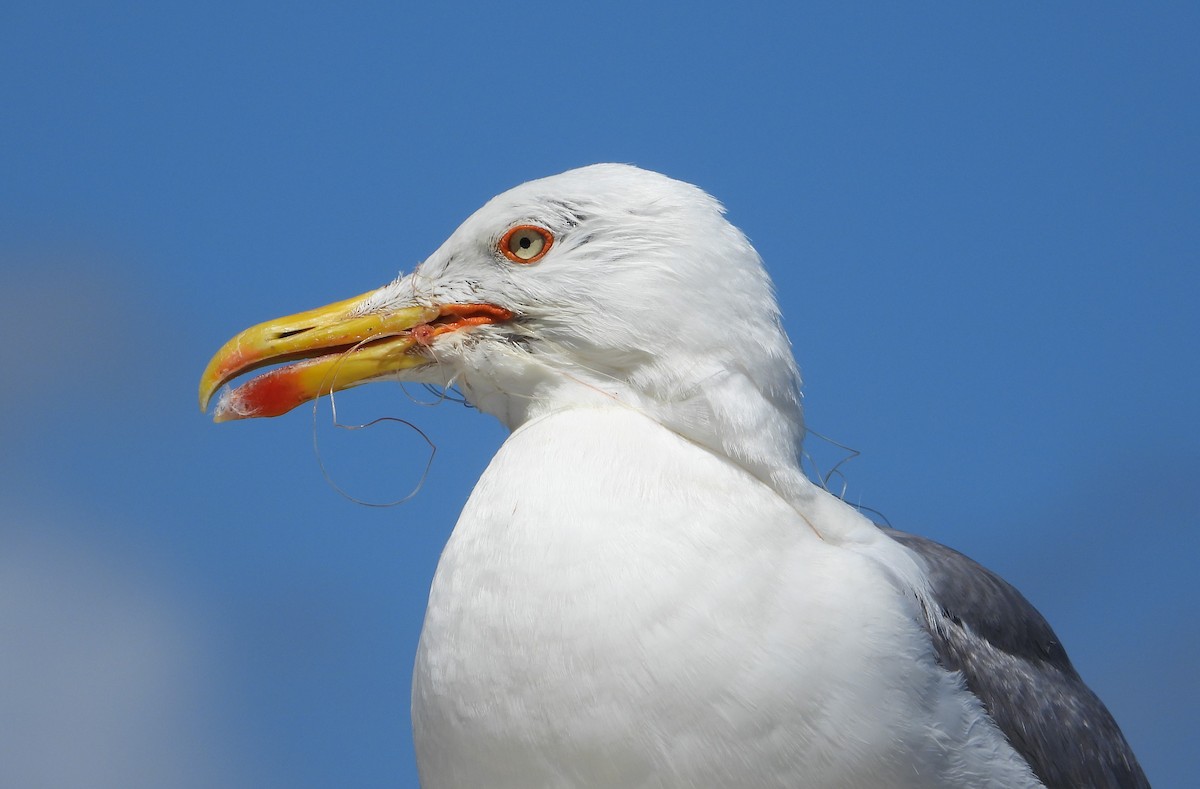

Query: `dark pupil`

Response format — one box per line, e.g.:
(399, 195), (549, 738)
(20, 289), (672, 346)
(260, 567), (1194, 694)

(519, 236), (532, 249)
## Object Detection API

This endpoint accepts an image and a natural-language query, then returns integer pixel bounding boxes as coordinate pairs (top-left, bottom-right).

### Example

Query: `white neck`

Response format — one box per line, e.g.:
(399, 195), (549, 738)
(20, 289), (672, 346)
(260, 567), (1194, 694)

(429, 335), (882, 547)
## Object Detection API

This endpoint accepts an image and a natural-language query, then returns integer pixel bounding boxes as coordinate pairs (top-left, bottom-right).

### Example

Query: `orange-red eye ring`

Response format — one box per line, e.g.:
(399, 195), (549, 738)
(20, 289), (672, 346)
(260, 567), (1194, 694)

(500, 225), (554, 264)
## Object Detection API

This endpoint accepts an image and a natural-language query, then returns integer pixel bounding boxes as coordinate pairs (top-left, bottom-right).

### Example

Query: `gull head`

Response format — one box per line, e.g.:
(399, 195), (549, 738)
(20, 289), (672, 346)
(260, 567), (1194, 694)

(200, 164), (805, 486)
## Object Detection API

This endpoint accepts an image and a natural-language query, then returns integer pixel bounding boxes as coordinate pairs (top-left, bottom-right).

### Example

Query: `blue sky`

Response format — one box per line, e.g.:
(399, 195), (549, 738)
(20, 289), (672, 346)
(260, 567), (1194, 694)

(2, 2), (1196, 786)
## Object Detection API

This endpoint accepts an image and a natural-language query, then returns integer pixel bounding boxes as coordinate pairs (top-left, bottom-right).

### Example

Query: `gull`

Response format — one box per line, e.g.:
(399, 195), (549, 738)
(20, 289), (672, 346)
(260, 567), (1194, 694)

(200, 164), (1149, 788)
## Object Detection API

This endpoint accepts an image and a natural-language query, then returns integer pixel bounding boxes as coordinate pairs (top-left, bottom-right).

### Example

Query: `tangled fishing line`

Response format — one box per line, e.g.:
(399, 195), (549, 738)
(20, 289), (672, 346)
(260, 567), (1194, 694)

(309, 335), (452, 508)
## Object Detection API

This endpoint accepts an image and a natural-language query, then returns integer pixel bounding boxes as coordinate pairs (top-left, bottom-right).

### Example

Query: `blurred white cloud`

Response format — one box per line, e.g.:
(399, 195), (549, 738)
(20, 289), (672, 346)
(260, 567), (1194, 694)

(0, 508), (250, 789)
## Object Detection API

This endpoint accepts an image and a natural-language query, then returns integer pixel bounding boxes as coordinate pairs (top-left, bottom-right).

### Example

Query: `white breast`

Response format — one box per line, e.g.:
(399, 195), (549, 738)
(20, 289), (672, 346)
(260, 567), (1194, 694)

(412, 407), (1040, 788)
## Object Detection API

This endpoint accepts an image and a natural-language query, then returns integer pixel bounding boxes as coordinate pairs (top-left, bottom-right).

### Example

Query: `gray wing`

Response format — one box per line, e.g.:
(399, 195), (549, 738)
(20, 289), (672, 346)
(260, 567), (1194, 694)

(883, 528), (1150, 789)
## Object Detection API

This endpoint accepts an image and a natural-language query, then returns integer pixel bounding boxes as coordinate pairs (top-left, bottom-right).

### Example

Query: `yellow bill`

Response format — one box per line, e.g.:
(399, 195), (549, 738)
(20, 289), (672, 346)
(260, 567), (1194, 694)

(199, 289), (511, 422)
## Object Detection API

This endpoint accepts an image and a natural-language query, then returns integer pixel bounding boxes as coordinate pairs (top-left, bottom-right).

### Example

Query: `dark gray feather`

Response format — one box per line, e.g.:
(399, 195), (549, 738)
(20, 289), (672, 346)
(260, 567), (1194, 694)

(883, 528), (1149, 789)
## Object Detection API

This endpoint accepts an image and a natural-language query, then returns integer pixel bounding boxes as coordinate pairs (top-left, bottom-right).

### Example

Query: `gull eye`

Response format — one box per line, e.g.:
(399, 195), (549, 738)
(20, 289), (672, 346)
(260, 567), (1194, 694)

(500, 225), (553, 264)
